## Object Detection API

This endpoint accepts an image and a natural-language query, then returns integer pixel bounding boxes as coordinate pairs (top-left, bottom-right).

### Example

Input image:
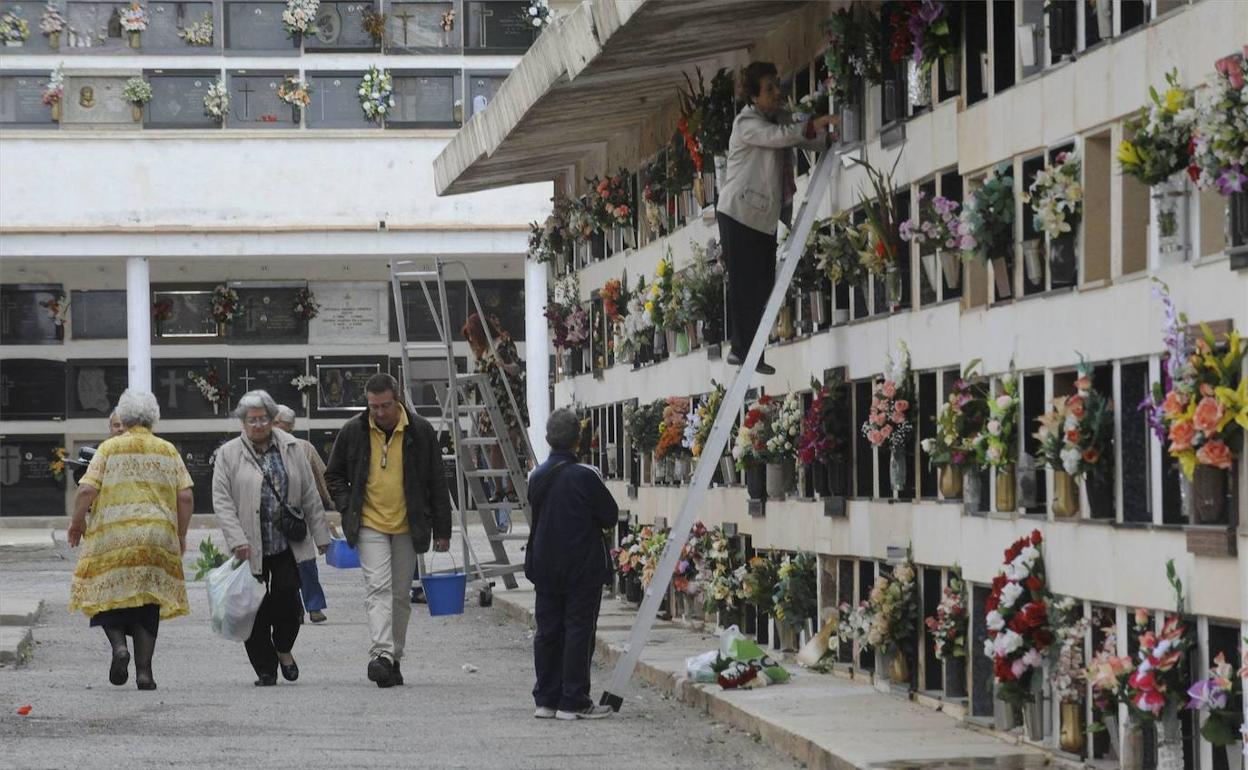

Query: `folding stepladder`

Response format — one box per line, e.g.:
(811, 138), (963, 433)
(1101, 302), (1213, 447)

(388, 257), (536, 598)
(600, 146), (843, 711)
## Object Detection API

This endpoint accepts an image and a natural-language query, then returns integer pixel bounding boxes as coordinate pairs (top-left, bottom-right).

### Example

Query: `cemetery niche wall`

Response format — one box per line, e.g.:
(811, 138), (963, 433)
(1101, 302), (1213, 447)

(0, 434), (66, 516)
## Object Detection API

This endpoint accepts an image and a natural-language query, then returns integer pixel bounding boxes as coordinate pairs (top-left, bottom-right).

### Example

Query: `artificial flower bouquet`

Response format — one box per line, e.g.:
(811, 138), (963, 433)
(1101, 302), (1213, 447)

(983, 529), (1052, 705)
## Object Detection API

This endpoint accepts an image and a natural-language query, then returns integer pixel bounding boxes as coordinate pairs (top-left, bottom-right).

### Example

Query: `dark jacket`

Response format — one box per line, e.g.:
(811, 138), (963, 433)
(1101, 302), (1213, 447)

(324, 405), (452, 552)
(524, 451), (619, 592)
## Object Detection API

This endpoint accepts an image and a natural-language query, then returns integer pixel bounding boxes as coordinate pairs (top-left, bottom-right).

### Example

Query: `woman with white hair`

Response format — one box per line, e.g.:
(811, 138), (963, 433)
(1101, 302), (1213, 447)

(213, 390), (330, 686)
(68, 389), (194, 691)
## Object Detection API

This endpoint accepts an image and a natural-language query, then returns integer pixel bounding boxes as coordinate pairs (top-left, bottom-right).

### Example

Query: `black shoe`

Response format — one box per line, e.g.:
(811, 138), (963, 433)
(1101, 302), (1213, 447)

(755, 361), (776, 375)
(254, 674), (277, 687)
(388, 661), (404, 687)
(368, 656), (394, 688)
(726, 351), (742, 366)
(136, 679), (157, 691)
(108, 649), (130, 686)
(279, 657), (299, 682)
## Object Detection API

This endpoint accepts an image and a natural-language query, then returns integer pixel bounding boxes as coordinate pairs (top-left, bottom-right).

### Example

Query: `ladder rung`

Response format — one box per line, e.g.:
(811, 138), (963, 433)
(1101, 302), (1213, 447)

(471, 501), (524, 510)
(406, 342), (448, 350)
(394, 271), (439, 280)
(457, 404), (488, 412)
(487, 534), (530, 542)
(460, 437), (499, 445)
(466, 469), (511, 477)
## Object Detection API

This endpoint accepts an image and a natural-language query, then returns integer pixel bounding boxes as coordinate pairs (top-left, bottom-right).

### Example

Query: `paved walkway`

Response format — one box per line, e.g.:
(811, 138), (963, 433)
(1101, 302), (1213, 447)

(0, 530), (798, 770)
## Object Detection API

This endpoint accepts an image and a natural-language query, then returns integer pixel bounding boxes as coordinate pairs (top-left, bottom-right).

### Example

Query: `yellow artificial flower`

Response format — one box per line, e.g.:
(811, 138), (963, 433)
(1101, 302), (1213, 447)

(1117, 140), (1140, 168)
(1163, 88), (1185, 114)
(644, 300), (654, 314)
(1214, 378), (1248, 433)
(656, 259), (669, 277)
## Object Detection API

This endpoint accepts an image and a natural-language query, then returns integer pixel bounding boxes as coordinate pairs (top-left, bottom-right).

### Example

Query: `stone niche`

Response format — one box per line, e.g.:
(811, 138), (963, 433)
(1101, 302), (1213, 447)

(61, 69), (141, 129)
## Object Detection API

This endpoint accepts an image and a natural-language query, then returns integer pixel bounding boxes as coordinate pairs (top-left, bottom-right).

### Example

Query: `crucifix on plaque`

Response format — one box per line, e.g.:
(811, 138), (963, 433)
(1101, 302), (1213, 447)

(0, 295), (16, 336)
(236, 81), (255, 120)
(160, 369), (186, 409)
(394, 8), (413, 45)
(0, 373), (13, 408)
(477, 5), (492, 47)
(238, 367), (256, 392)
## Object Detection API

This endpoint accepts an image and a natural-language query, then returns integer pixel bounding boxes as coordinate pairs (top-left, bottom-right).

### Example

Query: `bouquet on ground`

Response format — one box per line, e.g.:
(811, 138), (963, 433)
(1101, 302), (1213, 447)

(210, 284), (241, 325)
(1118, 69), (1196, 186)
(1034, 357), (1114, 481)
(867, 560), (917, 654)
(1189, 55), (1248, 196)
(358, 66), (394, 124)
(1050, 596), (1091, 705)
(861, 341), (913, 451)
(983, 529), (1052, 705)
(959, 164), (1014, 263)
(972, 371), (1019, 470)
(921, 362), (987, 471)
(925, 569), (967, 661)
(733, 395), (777, 471)
(772, 553), (817, 630)
(1024, 149), (1083, 240)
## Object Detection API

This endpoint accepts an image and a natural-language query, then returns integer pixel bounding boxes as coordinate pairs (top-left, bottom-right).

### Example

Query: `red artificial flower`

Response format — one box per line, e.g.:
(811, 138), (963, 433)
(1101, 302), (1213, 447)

(1029, 530), (1043, 546)
(1024, 575), (1044, 593)
(1032, 629), (1054, 650)
(1004, 542), (1023, 563)
(1019, 601), (1047, 629)
(993, 656), (1016, 682)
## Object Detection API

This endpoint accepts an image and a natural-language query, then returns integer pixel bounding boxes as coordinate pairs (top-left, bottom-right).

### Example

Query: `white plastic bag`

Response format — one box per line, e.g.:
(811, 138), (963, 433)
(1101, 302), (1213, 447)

(685, 650), (719, 684)
(205, 558), (265, 642)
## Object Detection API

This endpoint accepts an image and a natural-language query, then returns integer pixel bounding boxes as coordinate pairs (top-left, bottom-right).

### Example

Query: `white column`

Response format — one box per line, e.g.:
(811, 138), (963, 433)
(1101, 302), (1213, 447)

(524, 258), (550, 465)
(126, 256), (151, 392)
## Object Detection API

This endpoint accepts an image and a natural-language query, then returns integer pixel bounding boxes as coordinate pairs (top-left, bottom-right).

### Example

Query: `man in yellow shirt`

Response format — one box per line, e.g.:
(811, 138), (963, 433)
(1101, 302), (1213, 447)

(325, 374), (452, 688)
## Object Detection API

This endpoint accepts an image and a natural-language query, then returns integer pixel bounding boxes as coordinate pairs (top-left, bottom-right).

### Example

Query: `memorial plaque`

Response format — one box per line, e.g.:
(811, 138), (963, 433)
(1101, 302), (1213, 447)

(465, 0), (533, 51)
(61, 72), (136, 128)
(224, 1), (291, 50)
(1, 284), (63, 344)
(390, 71), (458, 127)
(64, 1), (131, 50)
(466, 72), (505, 118)
(225, 72), (296, 128)
(144, 1), (215, 51)
(228, 359), (306, 416)
(66, 358), (128, 417)
(0, 359), (67, 420)
(0, 2), (51, 52)
(307, 282), (388, 343)
(309, 428), (340, 464)
(306, 71), (375, 128)
(163, 432), (232, 513)
(472, 279), (525, 341)
(0, 435), (65, 516)
(393, 356), (465, 417)
(387, 1), (454, 51)
(391, 280), (465, 342)
(304, 1), (377, 51)
(152, 358), (229, 419)
(70, 290), (127, 339)
(308, 356), (385, 416)
(0, 73), (54, 127)
(152, 287), (217, 339)
(227, 285), (308, 343)
(145, 72), (217, 128)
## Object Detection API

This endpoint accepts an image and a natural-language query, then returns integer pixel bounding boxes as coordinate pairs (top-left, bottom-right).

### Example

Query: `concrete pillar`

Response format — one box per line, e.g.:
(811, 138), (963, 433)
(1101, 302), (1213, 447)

(126, 256), (151, 392)
(524, 258), (550, 465)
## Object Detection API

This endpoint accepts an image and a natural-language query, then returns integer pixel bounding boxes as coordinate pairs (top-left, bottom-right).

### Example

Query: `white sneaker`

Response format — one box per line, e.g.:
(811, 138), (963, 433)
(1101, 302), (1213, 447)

(555, 705), (613, 720)
(534, 706), (557, 719)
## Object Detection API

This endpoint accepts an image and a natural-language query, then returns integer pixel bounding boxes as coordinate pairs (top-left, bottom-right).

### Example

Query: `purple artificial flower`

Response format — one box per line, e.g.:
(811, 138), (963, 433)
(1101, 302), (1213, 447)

(1138, 393), (1167, 444)
(919, 0), (944, 24)
(1187, 678), (1228, 711)
(1215, 165), (1247, 196)
(677, 559), (689, 574)
(933, 195), (959, 217)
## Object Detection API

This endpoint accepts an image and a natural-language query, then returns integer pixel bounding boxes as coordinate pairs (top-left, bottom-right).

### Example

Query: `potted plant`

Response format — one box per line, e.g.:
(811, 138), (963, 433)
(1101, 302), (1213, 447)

(984, 530), (1052, 740)
(1034, 358), (1115, 517)
(358, 66), (394, 125)
(1186, 647), (1246, 755)
(734, 396), (776, 501)
(1190, 54), (1248, 258)
(700, 68), (736, 190)
(795, 220), (829, 330)
(960, 164), (1015, 299)
(119, 2), (146, 47)
(763, 392), (801, 499)
(122, 76), (152, 122)
(921, 362), (988, 499)
(625, 399), (664, 483)
(684, 241), (725, 346)
(854, 157), (906, 310)
(861, 341), (914, 495)
(689, 382), (729, 482)
(277, 75), (313, 122)
(868, 559), (918, 684)
(1118, 70), (1196, 266)
(695, 526), (746, 628)
(1050, 597), (1091, 753)
(42, 67), (63, 123)
(646, 250), (675, 358)
(971, 371), (1020, 512)
(1024, 149), (1083, 285)
(203, 78), (230, 124)
(39, 3), (64, 49)
(656, 397), (691, 484)
(611, 525), (645, 603)
(900, 191), (962, 293)
(924, 568), (968, 695)
(177, 11), (212, 45)
(209, 284), (241, 333)
(772, 552), (816, 652)
(816, 211), (866, 324)
(742, 555), (779, 646)
(823, 4), (884, 142)
(282, 0), (318, 47)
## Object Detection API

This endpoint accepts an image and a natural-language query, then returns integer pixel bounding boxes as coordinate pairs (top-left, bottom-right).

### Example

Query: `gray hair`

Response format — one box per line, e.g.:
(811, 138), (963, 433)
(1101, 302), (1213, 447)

(274, 404), (296, 426)
(115, 389), (160, 428)
(546, 408), (580, 452)
(233, 389), (279, 420)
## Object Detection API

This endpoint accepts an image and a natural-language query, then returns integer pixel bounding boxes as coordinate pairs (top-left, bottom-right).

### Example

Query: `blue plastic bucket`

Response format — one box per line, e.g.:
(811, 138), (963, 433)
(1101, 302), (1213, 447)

(422, 571), (467, 616)
(326, 538), (360, 569)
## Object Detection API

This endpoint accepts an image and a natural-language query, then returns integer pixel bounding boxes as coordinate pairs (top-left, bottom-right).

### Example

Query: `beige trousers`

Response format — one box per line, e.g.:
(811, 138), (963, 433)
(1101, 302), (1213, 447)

(357, 526), (418, 662)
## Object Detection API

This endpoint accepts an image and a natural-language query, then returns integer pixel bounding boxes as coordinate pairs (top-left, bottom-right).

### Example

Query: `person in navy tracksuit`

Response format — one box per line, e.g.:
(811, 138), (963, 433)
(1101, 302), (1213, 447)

(525, 408), (619, 721)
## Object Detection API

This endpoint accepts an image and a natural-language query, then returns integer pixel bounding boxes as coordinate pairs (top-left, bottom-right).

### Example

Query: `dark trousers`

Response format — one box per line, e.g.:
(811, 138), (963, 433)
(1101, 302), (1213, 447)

(245, 549), (302, 677)
(298, 559), (327, 613)
(532, 585), (602, 712)
(717, 212), (777, 360)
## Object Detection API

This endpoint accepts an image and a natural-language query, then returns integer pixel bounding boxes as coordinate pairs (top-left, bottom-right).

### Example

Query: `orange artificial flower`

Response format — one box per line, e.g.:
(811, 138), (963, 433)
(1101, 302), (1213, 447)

(1191, 396), (1224, 437)
(1082, 448), (1100, 465)
(1162, 390), (1187, 418)
(1195, 439), (1233, 470)
(1168, 419), (1195, 451)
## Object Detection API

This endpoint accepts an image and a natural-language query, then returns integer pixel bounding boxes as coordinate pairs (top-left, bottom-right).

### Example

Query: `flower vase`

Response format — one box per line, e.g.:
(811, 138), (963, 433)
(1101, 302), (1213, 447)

(1093, 0), (1111, 39)
(1156, 710), (1183, 770)
(1059, 702), (1085, 754)
(888, 446), (906, 495)
(674, 329), (689, 356)
(1022, 239), (1044, 286)
(943, 655), (967, 697)
(907, 59), (931, 107)
(993, 683), (1018, 731)
(718, 456), (737, 486)
(888, 650), (909, 684)
(625, 574), (642, 604)
(1189, 465), (1228, 524)
(939, 465), (963, 499)
(216, 321), (226, 337)
(1150, 173), (1190, 266)
(979, 52), (991, 91)
(996, 465), (1016, 512)
(685, 321), (699, 350)
(606, 445), (618, 476)
(1049, 233), (1078, 285)
(131, 104), (143, 122)
(839, 104), (860, 143)
(777, 622), (798, 652)
(942, 52), (959, 91)
(1118, 718), (1144, 769)
(292, 30), (303, 49)
(653, 327), (666, 358)
(50, 101), (61, 122)
(1021, 673), (1044, 741)
(664, 329), (677, 357)
(964, 470), (982, 509)
(1085, 470), (1114, 518)
(991, 256), (1013, 299)
(652, 454), (667, 484)
(940, 249), (962, 290)
(884, 267), (903, 309)
(641, 452), (653, 484)
(809, 290), (828, 327)
(672, 455), (689, 485)
(811, 462), (830, 497)
(920, 252), (939, 290)
(765, 462), (787, 499)
(1052, 470), (1079, 517)
(776, 304), (794, 340)
(745, 463), (766, 501)
(128, 30), (140, 48)
(49, 31), (60, 49)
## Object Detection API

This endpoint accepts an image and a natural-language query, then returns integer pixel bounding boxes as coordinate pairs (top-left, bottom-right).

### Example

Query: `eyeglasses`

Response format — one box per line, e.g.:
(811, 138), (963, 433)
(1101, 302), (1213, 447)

(245, 417), (272, 427)
(368, 401), (396, 412)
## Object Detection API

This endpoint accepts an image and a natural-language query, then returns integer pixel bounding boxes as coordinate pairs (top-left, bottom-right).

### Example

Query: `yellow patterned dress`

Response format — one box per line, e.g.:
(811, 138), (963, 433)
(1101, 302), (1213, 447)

(69, 427), (192, 622)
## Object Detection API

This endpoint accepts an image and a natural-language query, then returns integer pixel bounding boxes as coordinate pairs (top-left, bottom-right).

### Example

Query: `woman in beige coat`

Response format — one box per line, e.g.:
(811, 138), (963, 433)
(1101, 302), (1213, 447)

(213, 390), (330, 687)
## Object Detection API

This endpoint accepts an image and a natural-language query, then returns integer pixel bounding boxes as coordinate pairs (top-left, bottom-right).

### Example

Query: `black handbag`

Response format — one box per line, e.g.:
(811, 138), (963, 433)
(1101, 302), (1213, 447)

(246, 445), (308, 542)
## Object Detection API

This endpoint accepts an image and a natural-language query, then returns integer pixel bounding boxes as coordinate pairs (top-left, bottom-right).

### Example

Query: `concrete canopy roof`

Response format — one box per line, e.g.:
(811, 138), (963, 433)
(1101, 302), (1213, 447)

(434, 0), (809, 196)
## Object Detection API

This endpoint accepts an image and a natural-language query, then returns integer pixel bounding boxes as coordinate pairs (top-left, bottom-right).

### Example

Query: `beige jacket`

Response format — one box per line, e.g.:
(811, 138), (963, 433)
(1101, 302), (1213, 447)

(212, 427), (331, 576)
(717, 105), (832, 234)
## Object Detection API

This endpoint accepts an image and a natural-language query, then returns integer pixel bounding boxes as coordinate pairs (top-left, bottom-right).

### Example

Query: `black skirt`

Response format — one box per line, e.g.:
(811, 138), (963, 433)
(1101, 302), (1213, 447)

(90, 603), (160, 638)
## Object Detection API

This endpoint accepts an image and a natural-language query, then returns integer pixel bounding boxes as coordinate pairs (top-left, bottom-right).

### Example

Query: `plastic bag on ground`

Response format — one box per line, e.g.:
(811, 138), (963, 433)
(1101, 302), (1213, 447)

(796, 616), (839, 667)
(206, 558), (265, 641)
(717, 624), (790, 686)
(685, 650), (719, 684)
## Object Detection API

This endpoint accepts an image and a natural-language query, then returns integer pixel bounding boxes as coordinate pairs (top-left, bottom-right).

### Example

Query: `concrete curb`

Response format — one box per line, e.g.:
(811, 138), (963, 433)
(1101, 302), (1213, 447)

(0, 626), (34, 666)
(0, 598), (45, 627)
(0, 530), (56, 553)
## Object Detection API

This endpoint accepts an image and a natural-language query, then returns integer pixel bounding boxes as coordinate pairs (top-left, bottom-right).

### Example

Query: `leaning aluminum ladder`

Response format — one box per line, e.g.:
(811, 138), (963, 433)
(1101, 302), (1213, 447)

(388, 257), (535, 594)
(600, 146), (842, 711)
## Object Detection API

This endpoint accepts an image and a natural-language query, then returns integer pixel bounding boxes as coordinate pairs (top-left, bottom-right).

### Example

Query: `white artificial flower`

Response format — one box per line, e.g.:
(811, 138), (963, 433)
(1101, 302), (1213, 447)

(1000, 581), (1023, 609)
(986, 610), (1005, 631)
(1021, 648), (1044, 668)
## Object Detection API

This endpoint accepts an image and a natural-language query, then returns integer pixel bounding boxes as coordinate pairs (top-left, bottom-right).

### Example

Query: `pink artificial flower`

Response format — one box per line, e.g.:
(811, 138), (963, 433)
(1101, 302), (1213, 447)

(881, 381), (897, 399)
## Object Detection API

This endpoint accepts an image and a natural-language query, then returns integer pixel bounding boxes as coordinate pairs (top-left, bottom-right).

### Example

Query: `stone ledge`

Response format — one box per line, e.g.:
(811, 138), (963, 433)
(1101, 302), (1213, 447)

(0, 598), (44, 627)
(0, 627), (33, 666)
